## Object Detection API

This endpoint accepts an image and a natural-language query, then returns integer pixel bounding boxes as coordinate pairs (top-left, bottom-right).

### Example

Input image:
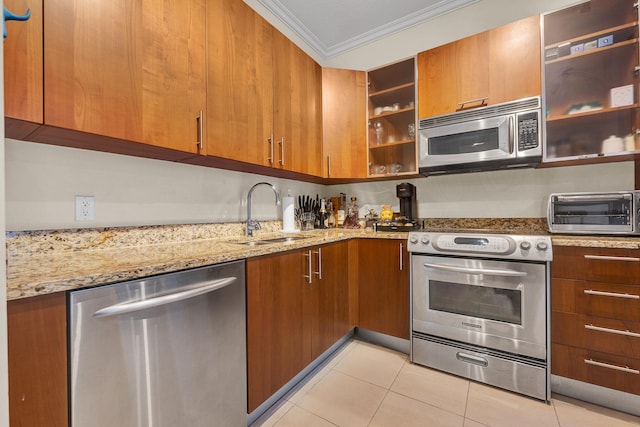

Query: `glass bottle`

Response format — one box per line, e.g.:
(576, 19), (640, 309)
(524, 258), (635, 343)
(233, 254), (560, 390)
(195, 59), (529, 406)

(318, 198), (327, 229)
(343, 197), (359, 229)
(327, 201), (336, 228)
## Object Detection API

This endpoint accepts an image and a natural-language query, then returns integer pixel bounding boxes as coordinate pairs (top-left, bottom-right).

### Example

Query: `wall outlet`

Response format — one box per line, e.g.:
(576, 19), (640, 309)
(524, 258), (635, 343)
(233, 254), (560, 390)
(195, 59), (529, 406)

(75, 196), (95, 221)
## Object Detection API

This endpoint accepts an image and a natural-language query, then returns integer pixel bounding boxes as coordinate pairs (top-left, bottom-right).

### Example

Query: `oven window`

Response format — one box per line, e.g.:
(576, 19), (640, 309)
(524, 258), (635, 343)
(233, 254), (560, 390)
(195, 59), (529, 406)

(428, 128), (499, 155)
(429, 280), (522, 325)
(552, 200), (630, 226)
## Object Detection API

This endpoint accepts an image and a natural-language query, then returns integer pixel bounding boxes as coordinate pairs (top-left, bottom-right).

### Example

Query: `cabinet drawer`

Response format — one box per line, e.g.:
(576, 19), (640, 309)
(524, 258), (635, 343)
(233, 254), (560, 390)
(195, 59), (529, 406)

(552, 343), (640, 395)
(552, 278), (640, 322)
(552, 311), (640, 359)
(552, 246), (640, 285)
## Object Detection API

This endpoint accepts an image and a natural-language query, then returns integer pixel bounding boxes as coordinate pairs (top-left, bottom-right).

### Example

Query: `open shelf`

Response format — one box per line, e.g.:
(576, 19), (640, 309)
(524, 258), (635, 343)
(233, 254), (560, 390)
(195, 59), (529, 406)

(547, 104), (639, 122)
(545, 38), (638, 65)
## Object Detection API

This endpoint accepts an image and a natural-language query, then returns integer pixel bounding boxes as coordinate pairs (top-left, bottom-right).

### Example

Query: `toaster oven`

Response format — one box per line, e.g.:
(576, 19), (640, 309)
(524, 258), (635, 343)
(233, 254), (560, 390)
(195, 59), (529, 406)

(547, 191), (640, 235)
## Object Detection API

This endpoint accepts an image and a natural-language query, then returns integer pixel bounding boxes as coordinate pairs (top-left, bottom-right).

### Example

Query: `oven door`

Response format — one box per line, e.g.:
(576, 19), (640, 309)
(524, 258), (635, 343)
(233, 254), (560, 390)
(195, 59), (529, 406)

(419, 114), (514, 169)
(412, 254), (547, 360)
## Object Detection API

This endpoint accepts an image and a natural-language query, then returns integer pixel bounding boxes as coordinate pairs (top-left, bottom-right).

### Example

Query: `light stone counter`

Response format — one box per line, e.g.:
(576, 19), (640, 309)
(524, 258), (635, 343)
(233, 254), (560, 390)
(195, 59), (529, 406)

(8, 218), (639, 300)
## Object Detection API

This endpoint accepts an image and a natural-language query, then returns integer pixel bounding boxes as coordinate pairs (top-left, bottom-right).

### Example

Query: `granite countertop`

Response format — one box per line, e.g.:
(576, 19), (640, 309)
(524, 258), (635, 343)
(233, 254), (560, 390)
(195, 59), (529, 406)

(7, 218), (640, 301)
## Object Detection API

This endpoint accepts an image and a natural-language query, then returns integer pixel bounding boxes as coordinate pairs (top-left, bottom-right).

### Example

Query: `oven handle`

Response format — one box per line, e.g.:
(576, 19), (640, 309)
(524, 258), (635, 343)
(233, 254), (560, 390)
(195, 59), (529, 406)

(422, 263), (528, 277)
(456, 352), (489, 367)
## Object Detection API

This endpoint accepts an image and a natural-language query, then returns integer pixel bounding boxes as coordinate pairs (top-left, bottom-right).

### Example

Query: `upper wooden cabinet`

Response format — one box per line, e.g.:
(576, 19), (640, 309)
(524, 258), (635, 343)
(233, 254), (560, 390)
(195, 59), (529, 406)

(43, 0), (206, 154)
(321, 68), (367, 179)
(543, 0), (639, 162)
(418, 15), (541, 118)
(4, 0), (43, 131)
(206, 0), (322, 176)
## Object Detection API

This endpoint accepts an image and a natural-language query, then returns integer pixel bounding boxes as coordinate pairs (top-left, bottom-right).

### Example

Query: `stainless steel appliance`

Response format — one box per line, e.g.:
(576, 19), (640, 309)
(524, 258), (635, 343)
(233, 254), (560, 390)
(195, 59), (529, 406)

(408, 232), (552, 400)
(548, 191), (640, 235)
(418, 97), (542, 175)
(69, 260), (247, 426)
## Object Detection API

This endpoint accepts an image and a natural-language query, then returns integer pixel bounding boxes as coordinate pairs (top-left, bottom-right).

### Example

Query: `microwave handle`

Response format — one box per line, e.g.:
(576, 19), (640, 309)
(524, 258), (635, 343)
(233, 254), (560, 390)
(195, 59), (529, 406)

(508, 115), (514, 154)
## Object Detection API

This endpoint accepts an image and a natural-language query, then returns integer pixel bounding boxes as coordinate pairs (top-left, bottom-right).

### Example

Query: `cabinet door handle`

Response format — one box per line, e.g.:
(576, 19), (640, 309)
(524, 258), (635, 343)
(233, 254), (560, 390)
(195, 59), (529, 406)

(584, 254), (640, 262)
(327, 154), (332, 177)
(399, 243), (404, 271)
(456, 97), (488, 109)
(267, 133), (274, 164)
(584, 359), (639, 375)
(314, 248), (322, 279)
(584, 289), (639, 299)
(585, 324), (640, 338)
(303, 250), (312, 284)
(196, 110), (204, 151)
(279, 137), (285, 166)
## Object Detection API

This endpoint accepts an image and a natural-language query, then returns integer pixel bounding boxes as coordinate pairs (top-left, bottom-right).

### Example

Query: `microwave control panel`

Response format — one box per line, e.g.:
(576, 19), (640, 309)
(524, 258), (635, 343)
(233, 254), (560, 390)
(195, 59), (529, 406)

(517, 111), (539, 150)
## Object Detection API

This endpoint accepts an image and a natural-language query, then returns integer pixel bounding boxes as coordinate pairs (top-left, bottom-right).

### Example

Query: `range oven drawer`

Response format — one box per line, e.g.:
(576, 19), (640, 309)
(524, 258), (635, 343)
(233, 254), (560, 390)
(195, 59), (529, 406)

(552, 343), (640, 395)
(412, 333), (548, 401)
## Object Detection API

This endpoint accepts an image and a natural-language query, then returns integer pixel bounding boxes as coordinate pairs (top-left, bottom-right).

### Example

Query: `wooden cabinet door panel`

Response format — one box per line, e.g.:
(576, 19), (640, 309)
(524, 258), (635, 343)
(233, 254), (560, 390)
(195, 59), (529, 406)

(552, 277), (640, 322)
(207, 0), (274, 165)
(246, 250), (310, 412)
(552, 311), (640, 358)
(552, 246), (640, 285)
(8, 293), (68, 427)
(311, 242), (349, 359)
(488, 15), (541, 105)
(44, 0), (206, 154)
(358, 239), (410, 339)
(322, 68), (367, 178)
(272, 31), (322, 176)
(552, 343), (640, 395)
(4, 0), (43, 124)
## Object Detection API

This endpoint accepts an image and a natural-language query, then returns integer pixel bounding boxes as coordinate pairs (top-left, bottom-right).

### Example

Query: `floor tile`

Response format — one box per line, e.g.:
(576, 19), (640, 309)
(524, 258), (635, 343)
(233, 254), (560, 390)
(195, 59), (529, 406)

(390, 361), (469, 416)
(284, 364), (333, 405)
(332, 340), (406, 388)
(296, 370), (387, 427)
(273, 406), (337, 427)
(369, 391), (464, 427)
(553, 394), (640, 427)
(463, 419), (489, 427)
(252, 401), (294, 427)
(465, 382), (560, 427)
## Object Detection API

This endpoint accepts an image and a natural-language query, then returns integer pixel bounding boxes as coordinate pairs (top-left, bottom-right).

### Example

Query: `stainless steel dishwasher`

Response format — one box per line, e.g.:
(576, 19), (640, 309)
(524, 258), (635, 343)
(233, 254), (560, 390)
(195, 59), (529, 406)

(69, 260), (246, 427)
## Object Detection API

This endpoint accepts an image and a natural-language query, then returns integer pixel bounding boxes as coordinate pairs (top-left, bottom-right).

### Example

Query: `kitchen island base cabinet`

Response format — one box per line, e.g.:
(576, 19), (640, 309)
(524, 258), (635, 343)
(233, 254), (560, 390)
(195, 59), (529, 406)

(8, 292), (68, 427)
(246, 242), (349, 413)
(357, 239), (410, 340)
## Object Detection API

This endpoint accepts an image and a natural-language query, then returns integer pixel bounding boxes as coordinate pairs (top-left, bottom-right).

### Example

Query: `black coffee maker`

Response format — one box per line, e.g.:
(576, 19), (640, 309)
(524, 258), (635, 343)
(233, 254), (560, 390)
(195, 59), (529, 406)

(397, 182), (417, 221)
(375, 182), (421, 231)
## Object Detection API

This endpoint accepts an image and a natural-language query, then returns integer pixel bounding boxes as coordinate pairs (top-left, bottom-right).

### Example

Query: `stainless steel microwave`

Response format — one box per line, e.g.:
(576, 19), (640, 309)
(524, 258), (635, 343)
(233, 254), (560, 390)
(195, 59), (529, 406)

(548, 191), (640, 235)
(418, 97), (542, 175)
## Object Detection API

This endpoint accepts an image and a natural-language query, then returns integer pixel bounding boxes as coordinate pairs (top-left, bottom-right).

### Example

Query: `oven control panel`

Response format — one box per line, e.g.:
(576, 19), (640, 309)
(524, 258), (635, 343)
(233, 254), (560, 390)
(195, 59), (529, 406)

(407, 232), (552, 261)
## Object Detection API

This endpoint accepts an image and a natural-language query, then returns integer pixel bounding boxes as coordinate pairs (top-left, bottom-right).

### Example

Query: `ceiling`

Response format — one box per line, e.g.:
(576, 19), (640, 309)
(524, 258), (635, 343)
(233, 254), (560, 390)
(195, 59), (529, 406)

(254, 0), (480, 59)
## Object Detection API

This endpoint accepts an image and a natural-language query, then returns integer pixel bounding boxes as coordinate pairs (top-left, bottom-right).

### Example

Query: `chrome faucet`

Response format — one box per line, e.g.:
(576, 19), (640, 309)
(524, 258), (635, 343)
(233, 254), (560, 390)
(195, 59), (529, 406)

(246, 182), (281, 237)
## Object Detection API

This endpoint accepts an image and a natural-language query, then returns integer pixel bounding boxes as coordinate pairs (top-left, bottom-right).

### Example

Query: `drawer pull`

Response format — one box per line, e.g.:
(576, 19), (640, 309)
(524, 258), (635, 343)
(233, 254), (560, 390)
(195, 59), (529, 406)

(583, 255), (640, 262)
(584, 289), (639, 300)
(584, 359), (639, 374)
(584, 324), (640, 338)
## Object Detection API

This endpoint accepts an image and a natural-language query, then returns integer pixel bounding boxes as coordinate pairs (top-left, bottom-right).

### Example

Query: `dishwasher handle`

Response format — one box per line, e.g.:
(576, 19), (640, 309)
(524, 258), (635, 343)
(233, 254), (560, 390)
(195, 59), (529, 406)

(93, 276), (237, 318)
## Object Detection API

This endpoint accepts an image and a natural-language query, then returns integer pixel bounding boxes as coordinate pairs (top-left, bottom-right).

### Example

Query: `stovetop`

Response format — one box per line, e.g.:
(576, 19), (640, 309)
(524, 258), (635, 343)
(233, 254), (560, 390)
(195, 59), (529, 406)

(407, 230), (553, 261)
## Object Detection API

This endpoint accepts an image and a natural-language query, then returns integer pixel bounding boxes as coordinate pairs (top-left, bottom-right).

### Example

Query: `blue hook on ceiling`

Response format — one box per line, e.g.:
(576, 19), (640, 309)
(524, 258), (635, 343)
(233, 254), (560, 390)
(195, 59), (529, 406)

(3, 6), (31, 40)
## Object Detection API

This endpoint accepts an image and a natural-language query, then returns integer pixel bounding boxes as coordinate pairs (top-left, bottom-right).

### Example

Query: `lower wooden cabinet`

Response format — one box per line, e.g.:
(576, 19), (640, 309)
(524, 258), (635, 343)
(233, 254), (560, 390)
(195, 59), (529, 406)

(8, 292), (68, 427)
(357, 239), (410, 339)
(551, 245), (640, 396)
(246, 241), (349, 412)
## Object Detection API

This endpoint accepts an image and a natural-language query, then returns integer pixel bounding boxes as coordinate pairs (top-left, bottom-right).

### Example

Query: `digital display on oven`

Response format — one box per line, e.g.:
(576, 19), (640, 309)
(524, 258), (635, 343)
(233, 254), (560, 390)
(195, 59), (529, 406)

(453, 237), (489, 246)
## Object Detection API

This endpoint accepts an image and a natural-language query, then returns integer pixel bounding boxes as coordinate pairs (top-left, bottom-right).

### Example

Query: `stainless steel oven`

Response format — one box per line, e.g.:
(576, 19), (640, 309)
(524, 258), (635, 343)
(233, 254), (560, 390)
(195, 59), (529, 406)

(408, 232), (553, 401)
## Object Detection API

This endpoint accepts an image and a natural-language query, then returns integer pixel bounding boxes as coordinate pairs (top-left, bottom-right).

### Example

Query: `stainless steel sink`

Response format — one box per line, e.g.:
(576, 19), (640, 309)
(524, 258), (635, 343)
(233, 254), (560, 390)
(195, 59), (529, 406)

(231, 236), (309, 246)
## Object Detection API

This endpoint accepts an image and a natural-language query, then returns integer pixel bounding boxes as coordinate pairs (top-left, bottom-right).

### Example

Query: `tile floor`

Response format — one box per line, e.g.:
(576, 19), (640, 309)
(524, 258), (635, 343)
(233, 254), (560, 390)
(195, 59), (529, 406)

(251, 339), (640, 427)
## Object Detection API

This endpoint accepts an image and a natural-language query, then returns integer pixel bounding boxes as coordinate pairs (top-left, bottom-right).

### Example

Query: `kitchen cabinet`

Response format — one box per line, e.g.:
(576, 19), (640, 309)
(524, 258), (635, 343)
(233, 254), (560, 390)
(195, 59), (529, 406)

(246, 241), (349, 412)
(367, 58), (417, 178)
(43, 0), (206, 155)
(551, 245), (640, 395)
(418, 15), (541, 118)
(357, 239), (410, 339)
(8, 292), (68, 427)
(543, 0), (639, 163)
(4, 0), (43, 138)
(207, 0), (322, 176)
(322, 68), (368, 179)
